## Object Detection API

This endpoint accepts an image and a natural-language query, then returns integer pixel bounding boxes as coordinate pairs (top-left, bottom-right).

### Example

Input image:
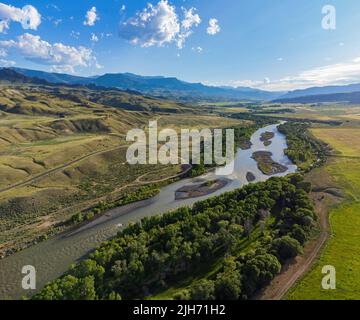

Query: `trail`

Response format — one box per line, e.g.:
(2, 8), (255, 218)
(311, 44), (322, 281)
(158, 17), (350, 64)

(0, 145), (128, 194)
(257, 191), (335, 300)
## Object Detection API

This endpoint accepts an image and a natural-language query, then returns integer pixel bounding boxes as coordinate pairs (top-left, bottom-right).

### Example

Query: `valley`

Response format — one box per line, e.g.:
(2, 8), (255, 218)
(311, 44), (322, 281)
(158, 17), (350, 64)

(1, 68), (360, 301)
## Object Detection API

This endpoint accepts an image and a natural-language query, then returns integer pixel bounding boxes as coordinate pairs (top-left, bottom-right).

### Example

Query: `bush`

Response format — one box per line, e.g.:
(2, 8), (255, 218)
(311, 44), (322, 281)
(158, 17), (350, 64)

(272, 236), (302, 262)
(190, 280), (215, 300)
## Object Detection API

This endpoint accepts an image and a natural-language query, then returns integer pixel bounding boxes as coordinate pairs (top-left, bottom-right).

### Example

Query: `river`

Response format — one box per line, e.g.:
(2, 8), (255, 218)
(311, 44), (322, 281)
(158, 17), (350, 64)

(0, 122), (297, 299)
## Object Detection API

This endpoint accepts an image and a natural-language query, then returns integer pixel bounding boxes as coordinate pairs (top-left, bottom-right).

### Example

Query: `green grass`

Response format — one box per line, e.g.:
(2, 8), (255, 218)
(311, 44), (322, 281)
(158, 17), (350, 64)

(288, 127), (360, 300)
(288, 200), (360, 300)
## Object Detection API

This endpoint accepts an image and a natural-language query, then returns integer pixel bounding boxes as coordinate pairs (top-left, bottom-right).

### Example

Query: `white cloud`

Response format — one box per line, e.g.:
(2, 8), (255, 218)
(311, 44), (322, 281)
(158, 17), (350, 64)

(216, 57), (360, 91)
(0, 47), (6, 57)
(207, 18), (220, 35)
(181, 7), (201, 30)
(70, 30), (80, 39)
(264, 77), (271, 84)
(0, 33), (98, 73)
(192, 46), (203, 53)
(0, 3), (41, 33)
(277, 57), (284, 62)
(91, 33), (99, 42)
(121, 5), (126, 11)
(119, 0), (201, 49)
(84, 7), (98, 26)
(53, 18), (62, 26)
(0, 58), (15, 67)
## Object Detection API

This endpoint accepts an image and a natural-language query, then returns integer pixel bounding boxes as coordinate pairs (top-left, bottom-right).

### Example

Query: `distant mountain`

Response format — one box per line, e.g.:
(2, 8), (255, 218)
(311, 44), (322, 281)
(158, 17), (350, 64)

(12, 67), (90, 85)
(11, 67), (283, 102)
(278, 83), (360, 100)
(0, 68), (49, 85)
(274, 91), (360, 104)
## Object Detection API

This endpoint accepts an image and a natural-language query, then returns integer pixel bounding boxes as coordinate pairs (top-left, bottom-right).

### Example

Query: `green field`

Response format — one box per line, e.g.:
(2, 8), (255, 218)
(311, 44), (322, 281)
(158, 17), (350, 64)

(288, 127), (360, 300)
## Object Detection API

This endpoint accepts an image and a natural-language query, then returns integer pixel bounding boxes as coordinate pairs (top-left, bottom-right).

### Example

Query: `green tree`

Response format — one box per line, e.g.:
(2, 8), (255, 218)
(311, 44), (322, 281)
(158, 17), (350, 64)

(190, 280), (215, 300)
(272, 236), (302, 262)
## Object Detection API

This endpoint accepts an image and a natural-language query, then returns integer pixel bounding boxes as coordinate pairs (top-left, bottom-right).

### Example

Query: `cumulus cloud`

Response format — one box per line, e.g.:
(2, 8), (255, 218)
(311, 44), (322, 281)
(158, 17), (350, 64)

(0, 3), (41, 33)
(207, 18), (220, 35)
(119, 0), (201, 49)
(0, 33), (98, 73)
(84, 6), (98, 26)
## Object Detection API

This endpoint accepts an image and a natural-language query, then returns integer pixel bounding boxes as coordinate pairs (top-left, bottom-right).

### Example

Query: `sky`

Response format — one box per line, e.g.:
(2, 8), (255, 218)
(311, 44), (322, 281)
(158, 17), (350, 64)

(1, 0), (360, 91)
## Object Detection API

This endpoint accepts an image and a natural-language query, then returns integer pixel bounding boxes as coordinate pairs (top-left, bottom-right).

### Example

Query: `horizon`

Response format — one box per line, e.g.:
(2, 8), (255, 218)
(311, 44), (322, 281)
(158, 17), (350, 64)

(1, 1), (360, 91)
(8, 65), (360, 94)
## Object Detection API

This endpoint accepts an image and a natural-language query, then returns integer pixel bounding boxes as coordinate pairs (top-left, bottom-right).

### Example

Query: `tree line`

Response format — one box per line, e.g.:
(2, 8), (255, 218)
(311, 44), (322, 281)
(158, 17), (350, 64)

(34, 174), (316, 300)
(278, 122), (329, 172)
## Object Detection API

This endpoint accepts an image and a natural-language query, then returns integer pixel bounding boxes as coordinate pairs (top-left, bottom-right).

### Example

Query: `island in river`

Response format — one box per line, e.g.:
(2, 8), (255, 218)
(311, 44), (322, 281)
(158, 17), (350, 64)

(175, 179), (230, 200)
(260, 131), (275, 146)
(246, 172), (256, 182)
(252, 151), (288, 175)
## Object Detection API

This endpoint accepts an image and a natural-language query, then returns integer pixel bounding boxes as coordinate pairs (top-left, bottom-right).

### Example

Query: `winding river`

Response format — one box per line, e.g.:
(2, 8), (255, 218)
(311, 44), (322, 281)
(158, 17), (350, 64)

(0, 122), (297, 299)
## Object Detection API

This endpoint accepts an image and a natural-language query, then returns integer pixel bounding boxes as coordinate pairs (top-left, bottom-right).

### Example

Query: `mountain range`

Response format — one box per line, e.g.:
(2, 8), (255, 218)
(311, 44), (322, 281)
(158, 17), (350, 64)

(10, 67), (282, 102)
(4, 67), (360, 104)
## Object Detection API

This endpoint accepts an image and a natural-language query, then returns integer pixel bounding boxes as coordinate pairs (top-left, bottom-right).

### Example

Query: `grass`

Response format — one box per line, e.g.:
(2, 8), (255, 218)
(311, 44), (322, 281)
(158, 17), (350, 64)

(311, 128), (360, 157)
(287, 126), (360, 300)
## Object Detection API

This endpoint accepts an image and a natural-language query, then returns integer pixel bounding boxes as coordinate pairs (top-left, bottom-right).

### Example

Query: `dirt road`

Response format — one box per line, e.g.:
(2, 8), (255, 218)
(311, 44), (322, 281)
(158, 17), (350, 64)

(257, 191), (340, 300)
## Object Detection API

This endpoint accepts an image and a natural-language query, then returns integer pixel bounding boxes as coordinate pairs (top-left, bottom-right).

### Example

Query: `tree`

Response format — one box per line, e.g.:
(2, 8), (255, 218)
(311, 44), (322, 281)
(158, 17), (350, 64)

(215, 270), (241, 300)
(271, 236), (302, 262)
(215, 257), (241, 300)
(242, 252), (281, 297)
(291, 224), (308, 245)
(190, 280), (215, 300)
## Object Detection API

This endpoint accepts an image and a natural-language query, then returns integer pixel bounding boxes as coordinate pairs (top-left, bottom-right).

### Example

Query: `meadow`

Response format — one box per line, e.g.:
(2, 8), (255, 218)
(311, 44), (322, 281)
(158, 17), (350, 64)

(288, 126), (360, 300)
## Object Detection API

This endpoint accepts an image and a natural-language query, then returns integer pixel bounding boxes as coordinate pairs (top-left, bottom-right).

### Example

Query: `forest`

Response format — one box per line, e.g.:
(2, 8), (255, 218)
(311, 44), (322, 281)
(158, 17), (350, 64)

(34, 174), (316, 300)
(278, 122), (329, 171)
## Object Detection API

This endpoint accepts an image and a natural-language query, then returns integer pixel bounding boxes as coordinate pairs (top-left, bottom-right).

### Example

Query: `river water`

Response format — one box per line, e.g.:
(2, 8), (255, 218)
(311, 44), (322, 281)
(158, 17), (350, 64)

(0, 122), (296, 299)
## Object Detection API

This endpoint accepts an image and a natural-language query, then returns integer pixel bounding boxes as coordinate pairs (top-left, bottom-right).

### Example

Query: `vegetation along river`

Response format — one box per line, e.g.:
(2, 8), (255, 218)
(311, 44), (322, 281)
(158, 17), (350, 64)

(0, 122), (297, 299)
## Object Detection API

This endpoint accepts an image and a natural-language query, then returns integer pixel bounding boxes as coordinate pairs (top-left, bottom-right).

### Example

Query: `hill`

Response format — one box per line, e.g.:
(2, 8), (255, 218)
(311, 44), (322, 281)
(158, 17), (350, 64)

(278, 83), (360, 100)
(274, 91), (360, 104)
(11, 67), (282, 102)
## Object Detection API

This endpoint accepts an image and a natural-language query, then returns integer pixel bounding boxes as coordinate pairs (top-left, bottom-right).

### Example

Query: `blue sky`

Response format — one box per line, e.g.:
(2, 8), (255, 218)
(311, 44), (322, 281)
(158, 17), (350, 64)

(1, 0), (360, 91)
